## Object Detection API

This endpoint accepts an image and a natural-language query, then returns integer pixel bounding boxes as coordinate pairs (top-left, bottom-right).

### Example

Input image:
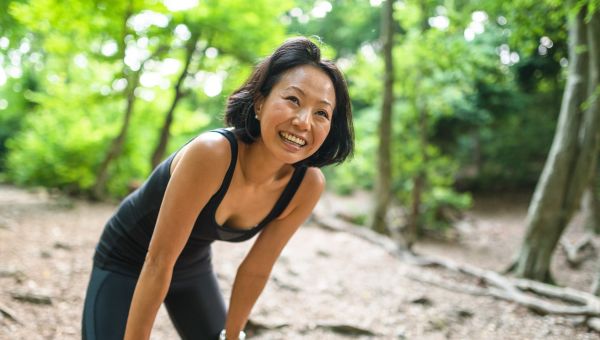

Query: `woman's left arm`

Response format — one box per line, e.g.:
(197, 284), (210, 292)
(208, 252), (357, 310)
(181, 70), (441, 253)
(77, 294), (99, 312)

(224, 168), (325, 339)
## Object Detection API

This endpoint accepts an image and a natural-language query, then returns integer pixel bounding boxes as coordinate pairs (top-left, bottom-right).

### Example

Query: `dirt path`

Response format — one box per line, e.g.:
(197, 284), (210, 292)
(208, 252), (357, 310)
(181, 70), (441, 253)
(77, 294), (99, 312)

(0, 185), (598, 339)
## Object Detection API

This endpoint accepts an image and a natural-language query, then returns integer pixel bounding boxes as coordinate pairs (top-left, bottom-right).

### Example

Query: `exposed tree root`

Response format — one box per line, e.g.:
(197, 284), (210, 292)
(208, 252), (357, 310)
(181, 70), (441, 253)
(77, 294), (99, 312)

(311, 212), (600, 332)
(588, 317), (600, 332)
(310, 213), (405, 257)
(411, 255), (600, 317)
(560, 234), (596, 268)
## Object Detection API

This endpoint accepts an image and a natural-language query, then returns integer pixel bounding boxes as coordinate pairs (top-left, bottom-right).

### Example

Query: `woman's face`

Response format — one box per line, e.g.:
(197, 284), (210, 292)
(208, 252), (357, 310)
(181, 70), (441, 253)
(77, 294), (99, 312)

(255, 64), (336, 165)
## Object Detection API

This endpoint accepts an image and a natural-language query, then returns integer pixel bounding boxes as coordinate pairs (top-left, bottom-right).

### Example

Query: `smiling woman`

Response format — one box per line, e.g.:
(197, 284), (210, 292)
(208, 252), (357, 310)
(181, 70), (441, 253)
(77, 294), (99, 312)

(81, 37), (354, 340)
(226, 37), (353, 168)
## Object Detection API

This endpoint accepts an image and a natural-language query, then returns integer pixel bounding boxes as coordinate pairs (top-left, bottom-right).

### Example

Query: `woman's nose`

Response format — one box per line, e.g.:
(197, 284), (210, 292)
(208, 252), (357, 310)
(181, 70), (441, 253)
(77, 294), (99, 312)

(293, 110), (311, 129)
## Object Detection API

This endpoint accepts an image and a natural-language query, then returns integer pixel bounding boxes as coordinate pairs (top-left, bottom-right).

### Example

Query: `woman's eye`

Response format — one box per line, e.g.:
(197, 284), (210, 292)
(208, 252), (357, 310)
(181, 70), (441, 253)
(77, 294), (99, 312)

(316, 110), (330, 120)
(287, 96), (299, 105)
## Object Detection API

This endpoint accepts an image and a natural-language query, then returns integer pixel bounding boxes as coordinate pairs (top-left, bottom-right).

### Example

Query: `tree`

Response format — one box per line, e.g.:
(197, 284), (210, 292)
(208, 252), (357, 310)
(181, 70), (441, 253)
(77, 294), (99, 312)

(371, 0), (395, 235)
(388, 1), (475, 242)
(403, 1), (431, 248)
(150, 30), (201, 169)
(92, 0), (167, 198)
(512, 4), (600, 283)
(581, 157), (599, 233)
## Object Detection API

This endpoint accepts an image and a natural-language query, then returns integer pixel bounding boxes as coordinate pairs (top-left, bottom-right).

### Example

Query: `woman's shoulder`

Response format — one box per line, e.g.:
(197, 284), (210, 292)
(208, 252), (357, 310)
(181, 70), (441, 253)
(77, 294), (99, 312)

(190, 129), (234, 155)
(295, 167), (326, 202)
(303, 167), (326, 190)
(170, 129), (233, 177)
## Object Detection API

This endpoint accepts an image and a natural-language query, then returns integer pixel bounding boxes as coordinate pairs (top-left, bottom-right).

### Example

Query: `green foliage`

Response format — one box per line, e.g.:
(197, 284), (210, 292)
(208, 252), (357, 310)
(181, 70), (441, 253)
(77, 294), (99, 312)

(323, 106), (379, 194)
(5, 86), (113, 193)
(423, 187), (472, 230)
(317, 1), (478, 229)
(0, 0), (578, 236)
(0, 74), (31, 170)
(0, 0), (28, 44)
(390, 100), (473, 229)
(286, 0), (380, 58)
(1, 0), (291, 197)
(477, 94), (558, 189)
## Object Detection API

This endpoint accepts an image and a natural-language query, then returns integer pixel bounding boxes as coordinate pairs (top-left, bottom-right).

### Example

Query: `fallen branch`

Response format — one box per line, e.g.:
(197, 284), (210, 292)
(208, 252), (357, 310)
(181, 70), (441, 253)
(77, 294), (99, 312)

(244, 319), (288, 337)
(11, 292), (53, 305)
(314, 322), (377, 336)
(0, 304), (22, 325)
(0, 269), (26, 282)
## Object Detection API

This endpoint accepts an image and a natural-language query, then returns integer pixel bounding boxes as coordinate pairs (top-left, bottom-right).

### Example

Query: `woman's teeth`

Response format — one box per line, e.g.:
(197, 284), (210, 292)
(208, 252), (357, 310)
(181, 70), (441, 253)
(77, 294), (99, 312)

(280, 132), (306, 146)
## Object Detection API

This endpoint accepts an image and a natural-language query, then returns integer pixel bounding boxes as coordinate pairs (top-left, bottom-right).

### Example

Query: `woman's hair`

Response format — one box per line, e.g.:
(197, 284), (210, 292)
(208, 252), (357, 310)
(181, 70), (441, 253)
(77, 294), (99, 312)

(224, 37), (354, 168)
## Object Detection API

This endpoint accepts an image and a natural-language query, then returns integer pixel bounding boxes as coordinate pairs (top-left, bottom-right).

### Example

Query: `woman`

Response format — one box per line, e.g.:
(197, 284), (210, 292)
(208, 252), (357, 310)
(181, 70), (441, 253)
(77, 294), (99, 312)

(82, 37), (354, 340)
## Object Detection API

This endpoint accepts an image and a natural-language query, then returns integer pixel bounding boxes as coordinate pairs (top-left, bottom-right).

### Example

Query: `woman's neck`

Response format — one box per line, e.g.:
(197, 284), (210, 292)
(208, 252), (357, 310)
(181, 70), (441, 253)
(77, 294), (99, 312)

(238, 139), (293, 187)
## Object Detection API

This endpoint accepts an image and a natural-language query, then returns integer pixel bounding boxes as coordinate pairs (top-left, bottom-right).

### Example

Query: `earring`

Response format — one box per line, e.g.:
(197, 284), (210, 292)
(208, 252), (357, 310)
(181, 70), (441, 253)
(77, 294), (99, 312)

(255, 114), (259, 120)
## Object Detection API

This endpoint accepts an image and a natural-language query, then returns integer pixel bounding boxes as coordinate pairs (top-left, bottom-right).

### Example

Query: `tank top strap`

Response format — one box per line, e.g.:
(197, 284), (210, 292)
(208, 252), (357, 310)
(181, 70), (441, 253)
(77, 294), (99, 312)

(209, 128), (238, 202)
(260, 166), (308, 226)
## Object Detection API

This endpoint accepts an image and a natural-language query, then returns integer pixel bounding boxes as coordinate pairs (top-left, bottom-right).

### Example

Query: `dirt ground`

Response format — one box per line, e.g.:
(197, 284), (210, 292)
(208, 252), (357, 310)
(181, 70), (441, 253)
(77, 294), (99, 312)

(1, 184), (599, 339)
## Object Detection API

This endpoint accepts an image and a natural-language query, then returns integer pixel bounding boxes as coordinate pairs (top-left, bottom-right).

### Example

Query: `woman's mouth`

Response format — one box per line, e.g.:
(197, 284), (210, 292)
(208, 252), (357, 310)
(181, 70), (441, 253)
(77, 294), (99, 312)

(279, 131), (307, 147)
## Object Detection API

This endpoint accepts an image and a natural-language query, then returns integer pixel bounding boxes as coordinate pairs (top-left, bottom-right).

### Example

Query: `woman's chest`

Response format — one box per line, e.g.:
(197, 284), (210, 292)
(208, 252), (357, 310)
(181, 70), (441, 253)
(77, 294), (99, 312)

(214, 176), (288, 229)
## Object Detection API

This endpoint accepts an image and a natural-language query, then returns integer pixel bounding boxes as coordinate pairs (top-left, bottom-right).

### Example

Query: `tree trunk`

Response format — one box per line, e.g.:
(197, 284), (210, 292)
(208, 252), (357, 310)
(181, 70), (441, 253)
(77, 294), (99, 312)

(473, 130), (482, 176)
(150, 32), (200, 169)
(91, 1), (168, 199)
(92, 71), (141, 199)
(91, 3), (134, 199)
(581, 6), (600, 235)
(512, 6), (600, 283)
(405, 173), (423, 248)
(582, 167), (600, 234)
(579, 4), (600, 230)
(405, 104), (428, 248)
(371, 0), (394, 235)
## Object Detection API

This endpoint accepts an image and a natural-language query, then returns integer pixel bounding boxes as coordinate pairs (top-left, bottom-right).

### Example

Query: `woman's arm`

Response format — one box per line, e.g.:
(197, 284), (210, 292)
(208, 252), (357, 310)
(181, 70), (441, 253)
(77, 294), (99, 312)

(224, 168), (326, 338)
(124, 134), (230, 340)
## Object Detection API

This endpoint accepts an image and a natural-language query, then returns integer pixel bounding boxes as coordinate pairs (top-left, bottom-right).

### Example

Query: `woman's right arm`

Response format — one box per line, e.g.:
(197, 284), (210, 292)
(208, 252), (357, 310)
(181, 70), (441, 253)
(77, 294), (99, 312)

(123, 134), (229, 340)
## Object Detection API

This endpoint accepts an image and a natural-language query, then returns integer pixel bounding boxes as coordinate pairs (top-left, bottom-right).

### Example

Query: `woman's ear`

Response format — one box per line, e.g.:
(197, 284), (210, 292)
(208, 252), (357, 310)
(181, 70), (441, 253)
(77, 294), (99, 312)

(254, 95), (264, 119)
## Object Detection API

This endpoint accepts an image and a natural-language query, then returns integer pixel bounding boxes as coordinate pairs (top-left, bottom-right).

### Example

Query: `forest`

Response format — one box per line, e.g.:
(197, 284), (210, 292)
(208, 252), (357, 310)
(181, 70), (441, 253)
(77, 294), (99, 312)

(1, 0), (600, 339)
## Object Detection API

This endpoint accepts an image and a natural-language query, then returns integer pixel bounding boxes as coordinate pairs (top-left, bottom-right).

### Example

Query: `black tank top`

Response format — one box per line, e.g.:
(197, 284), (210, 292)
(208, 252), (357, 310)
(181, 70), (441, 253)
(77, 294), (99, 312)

(93, 129), (307, 279)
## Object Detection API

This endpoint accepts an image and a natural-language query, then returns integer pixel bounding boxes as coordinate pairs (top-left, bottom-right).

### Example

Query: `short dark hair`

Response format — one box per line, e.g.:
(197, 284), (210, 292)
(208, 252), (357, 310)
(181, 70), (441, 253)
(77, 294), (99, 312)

(224, 37), (354, 168)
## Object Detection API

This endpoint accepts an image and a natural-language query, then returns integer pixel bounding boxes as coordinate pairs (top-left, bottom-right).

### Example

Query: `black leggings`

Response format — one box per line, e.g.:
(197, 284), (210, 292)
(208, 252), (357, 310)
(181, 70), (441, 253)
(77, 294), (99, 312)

(82, 266), (226, 340)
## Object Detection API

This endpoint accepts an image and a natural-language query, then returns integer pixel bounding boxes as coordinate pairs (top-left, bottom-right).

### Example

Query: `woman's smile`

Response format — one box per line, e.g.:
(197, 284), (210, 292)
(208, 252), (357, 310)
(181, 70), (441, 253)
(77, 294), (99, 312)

(279, 131), (307, 147)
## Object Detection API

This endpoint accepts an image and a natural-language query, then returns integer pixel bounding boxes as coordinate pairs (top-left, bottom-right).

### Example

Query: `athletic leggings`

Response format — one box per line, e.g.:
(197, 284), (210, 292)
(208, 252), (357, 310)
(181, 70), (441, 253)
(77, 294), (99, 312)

(82, 266), (226, 340)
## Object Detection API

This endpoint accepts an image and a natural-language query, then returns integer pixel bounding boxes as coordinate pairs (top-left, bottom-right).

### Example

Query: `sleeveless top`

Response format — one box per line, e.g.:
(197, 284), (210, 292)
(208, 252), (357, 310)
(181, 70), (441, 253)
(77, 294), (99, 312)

(93, 129), (307, 279)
